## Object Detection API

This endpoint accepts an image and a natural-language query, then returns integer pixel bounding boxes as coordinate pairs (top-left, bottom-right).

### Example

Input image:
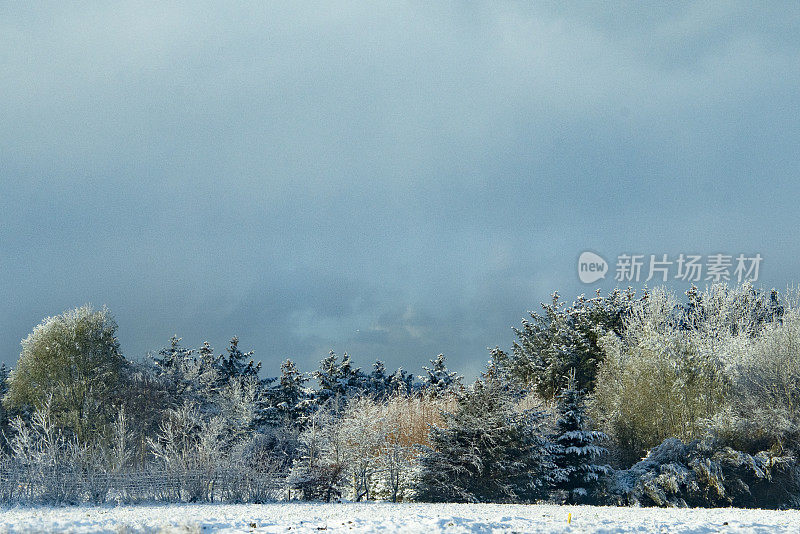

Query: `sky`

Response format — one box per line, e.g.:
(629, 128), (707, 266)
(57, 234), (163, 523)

(1, 2), (799, 379)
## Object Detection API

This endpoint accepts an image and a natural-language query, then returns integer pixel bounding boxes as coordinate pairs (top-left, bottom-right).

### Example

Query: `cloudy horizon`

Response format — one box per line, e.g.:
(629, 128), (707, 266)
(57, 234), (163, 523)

(2, 2), (799, 378)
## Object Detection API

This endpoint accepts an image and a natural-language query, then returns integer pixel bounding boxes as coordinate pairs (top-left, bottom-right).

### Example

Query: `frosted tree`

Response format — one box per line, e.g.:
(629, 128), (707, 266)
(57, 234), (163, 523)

(106, 407), (134, 473)
(366, 360), (390, 399)
(415, 375), (553, 503)
(712, 299), (800, 452)
(509, 288), (641, 399)
(269, 359), (313, 426)
(177, 342), (222, 414)
(154, 335), (194, 375)
(551, 371), (610, 504)
(313, 351), (365, 404)
(388, 367), (415, 396)
(216, 375), (260, 446)
(288, 405), (347, 501)
(420, 354), (462, 396)
(337, 396), (387, 501)
(0, 363), (9, 447)
(592, 283), (788, 464)
(3, 305), (125, 443)
(217, 336), (261, 384)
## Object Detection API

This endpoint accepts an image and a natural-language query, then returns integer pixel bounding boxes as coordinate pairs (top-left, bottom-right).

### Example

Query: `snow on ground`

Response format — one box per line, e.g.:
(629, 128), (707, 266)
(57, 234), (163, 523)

(0, 502), (798, 533)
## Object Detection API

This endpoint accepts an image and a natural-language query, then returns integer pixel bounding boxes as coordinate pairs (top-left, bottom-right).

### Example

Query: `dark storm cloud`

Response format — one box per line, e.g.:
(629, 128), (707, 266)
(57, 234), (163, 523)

(2, 2), (799, 378)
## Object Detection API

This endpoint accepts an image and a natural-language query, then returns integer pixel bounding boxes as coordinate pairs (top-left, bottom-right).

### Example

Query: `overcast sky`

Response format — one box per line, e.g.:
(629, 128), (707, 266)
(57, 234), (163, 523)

(2, 2), (799, 378)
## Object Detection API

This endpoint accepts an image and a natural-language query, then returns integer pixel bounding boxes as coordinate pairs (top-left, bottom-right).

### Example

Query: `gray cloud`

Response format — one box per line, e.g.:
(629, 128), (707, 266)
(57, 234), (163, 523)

(2, 2), (799, 378)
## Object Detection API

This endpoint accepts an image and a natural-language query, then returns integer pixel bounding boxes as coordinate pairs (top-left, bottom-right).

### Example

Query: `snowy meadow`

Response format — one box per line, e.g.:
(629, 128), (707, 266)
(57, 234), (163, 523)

(3, 502), (800, 533)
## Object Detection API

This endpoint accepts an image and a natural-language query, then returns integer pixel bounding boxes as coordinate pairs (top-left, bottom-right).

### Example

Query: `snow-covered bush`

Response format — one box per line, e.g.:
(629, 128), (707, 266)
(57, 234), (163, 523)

(610, 438), (800, 509)
(591, 284), (782, 465)
(288, 403), (347, 501)
(712, 304), (800, 453)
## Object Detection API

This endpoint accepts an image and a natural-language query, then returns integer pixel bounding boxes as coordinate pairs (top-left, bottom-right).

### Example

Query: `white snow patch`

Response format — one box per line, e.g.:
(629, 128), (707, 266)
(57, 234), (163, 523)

(0, 502), (798, 533)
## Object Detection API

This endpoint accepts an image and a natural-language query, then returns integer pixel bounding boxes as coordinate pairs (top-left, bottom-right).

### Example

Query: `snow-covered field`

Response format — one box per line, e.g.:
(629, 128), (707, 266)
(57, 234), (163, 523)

(1, 503), (798, 533)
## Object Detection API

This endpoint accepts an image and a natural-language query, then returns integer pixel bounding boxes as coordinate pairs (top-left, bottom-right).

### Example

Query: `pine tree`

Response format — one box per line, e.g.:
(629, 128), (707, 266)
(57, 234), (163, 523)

(314, 351), (340, 404)
(388, 367), (415, 396)
(179, 341), (221, 413)
(217, 336), (261, 383)
(271, 359), (313, 425)
(152, 335), (194, 402)
(415, 376), (553, 503)
(313, 351), (365, 404)
(421, 354), (462, 396)
(153, 335), (193, 374)
(196, 341), (219, 375)
(509, 289), (641, 399)
(551, 370), (610, 504)
(367, 360), (390, 399)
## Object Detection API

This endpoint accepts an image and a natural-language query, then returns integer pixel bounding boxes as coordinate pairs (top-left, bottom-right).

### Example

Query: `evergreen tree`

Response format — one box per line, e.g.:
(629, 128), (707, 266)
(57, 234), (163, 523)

(367, 360), (390, 399)
(421, 354), (462, 396)
(196, 341), (219, 375)
(177, 341), (221, 413)
(153, 335), (193, 374)
(271, 359), (313, 425)
(388, 367), (415, 396)
(415, 376), (553, 503)
(509, 288), (641, 399)
(217, 336), (261, 383)
(313, 351), (365, 404)
(152, 335), (194, 402)
(551, 370), (610, 504)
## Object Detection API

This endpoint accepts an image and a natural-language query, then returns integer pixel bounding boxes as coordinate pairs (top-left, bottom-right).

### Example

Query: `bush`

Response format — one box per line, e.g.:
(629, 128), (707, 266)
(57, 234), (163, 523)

(610, 438), (800, 509)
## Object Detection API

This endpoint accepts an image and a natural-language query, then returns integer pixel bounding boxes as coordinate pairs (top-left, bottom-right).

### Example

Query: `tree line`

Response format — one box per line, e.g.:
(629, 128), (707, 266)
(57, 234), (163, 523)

(1, 282), (799, 507)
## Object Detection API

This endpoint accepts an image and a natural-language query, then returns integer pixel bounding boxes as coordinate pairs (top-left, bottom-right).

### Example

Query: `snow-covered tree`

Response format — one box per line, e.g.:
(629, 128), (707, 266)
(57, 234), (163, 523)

(508, 288), (641, 399)
(0, 363), (10, 449)
(154, 335), (193, 375)
(269, 359), (313, 426)
(712, 302), (800, 452)
(551, 371), (610, 504)
(337, 396), (387, 501)
(288, 405), (347, 501)
(313, 351), (365, 404)
(387, 367), (415, 396)
(420, 354), (462, 396)
(415, 376), (553, 503)
(366, 360), (390, 399)
(592, 283), (787, 464)
(3, 305), (125, 443)
(217, 336), (261, 384)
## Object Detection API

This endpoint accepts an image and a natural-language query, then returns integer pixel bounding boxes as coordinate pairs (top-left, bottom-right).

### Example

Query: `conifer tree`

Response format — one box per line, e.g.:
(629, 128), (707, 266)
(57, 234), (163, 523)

(388, 367), (414, 395)
(421, 354), (462, 396)
(367, 360), (390, 399)
(271, 359), (313, 425)
(313, 351), (365, 404)
(217, 336), (261, 383)
(551, 370), (610, 504)
(509, 288), (640, 398)
(415, 375), (553, 503)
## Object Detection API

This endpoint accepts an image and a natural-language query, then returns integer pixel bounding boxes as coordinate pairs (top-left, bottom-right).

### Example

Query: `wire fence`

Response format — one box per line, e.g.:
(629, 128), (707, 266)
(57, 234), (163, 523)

(0, 463), (289, 504)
